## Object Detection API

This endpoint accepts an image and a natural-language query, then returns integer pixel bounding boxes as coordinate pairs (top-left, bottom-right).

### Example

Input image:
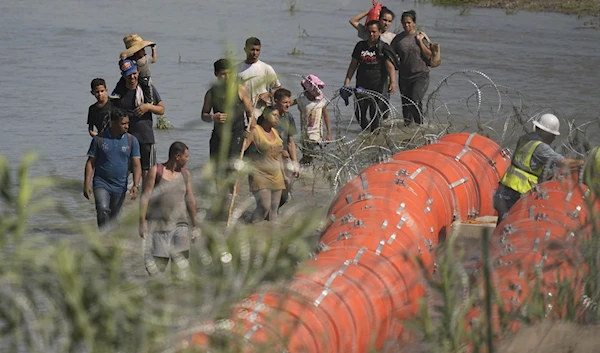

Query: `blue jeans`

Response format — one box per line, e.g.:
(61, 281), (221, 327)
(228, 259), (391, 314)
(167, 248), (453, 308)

(93, 188), (126, 228)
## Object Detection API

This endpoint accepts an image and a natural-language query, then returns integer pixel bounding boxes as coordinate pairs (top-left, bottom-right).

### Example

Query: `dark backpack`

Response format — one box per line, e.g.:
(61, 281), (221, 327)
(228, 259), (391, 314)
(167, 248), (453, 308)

(96, 133), (134, 173)
(155, 163), (189, 187)
(377, 39), (399, 70)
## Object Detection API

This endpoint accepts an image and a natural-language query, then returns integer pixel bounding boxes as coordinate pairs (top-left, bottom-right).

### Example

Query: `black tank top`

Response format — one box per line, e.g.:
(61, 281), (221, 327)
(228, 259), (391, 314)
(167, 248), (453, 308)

(210, 83), (246, 137)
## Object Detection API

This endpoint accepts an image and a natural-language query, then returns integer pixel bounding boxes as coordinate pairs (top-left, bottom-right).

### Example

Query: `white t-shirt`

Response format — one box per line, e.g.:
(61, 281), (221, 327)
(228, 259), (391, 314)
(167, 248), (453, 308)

(298, 94), (328, 143)
(357, 23), (396, 44)
(238, 60), (281, 117)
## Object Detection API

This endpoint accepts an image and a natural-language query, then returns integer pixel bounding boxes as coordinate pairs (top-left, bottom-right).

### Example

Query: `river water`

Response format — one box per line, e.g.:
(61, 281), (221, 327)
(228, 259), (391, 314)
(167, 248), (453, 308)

(1, 0), (600, 227)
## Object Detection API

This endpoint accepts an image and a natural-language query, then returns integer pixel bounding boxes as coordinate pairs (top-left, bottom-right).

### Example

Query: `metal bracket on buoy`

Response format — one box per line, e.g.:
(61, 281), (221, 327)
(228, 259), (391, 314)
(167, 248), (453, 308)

(353, 247), (367, 264)
(565, 189), (574, 202)
(568, 205), (581, 219)
(360, 173), (368, 190)
(544, 229), (551, 242)
(396, 202), (406, 215)
(337, 232), (352, 241)
(455, 147), (469, 162)
(468, 209), (478, 219)
(396, 169), (409, 176)
(395, 178), (407, 187)
(425, 239), (434, 252)
(502, 224), (514, 236)
(533, 237), (540, 252)
(381, 219), (389, 229)
(409, 167), (425, 180)
(449, 177), (469, 189)
(528, 206), (536, 219)
(243, 323), (262, 342)
(345, 194), (353, 204)
(396, 216), (406, 229)
(340, 214), (355, 225)
(353, 219), (365, 228)
(357, 192), (372, 201)
(375, 240), (386, 255)
(465, 132), (476, 148)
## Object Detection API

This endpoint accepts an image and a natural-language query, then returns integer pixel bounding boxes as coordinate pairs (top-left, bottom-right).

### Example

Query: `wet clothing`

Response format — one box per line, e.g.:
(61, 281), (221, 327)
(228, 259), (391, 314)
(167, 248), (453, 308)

(248, 126), (286, 192)
(238, 60), (281, 118)
(93, 188), (126, 228)
(209, 83), (247, 138)
(208, 83), (248, 174)
(298, 94), (327, 143)
(139, 143), (157, 171)
(87, 130), (140, 194)
(351, 39), (394, 132)
(274, 111), (297, 153)
(87, 100), (113, 134)
(398, 75), (429, 125)
(352, 40), (393, 91)
(390, 32), (430, 80)
(391, 32), (430, 125)
(113, 84), (162, 144)
(146, 167), (190, 233)
(147, 226), (190, 259)
(493, 184), (521, 226)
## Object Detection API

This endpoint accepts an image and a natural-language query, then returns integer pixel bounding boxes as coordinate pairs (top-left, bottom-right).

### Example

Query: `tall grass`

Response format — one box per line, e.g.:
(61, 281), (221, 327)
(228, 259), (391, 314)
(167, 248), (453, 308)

(0, 151), (322, 352)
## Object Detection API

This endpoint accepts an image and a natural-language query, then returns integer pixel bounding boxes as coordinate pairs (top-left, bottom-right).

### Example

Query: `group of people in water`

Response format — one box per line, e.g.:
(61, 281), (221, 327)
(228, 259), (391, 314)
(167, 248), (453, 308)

(82, 3), (437, 275)
(81, 2), (600, 276)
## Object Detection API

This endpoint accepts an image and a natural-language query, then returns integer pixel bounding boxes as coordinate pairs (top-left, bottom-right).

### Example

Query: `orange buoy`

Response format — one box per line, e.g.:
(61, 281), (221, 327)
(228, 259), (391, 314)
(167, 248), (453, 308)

(392, 149), (479, 220)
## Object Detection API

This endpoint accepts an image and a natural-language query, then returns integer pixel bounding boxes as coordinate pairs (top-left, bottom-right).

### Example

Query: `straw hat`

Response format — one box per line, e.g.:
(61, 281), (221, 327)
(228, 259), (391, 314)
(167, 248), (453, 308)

(121, 34), (155, 58)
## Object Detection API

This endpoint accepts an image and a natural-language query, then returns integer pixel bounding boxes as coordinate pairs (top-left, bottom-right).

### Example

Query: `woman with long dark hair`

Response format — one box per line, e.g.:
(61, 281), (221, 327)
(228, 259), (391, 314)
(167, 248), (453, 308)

(390, 10), (432, 126)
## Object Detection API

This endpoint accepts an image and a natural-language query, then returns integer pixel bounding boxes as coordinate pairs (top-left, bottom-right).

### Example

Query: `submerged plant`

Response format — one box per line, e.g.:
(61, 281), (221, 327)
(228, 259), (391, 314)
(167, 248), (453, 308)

(156, 115), (174, 130)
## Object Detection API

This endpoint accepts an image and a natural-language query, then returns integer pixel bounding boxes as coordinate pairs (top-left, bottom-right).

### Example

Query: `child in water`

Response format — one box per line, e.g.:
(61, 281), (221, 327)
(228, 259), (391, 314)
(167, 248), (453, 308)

(296, 74), (331, 165)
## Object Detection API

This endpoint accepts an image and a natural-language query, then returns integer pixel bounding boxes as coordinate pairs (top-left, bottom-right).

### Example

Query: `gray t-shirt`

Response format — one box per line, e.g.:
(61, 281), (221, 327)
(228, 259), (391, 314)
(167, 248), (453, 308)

(390, 32), (430, 80)
(136, 54), (152, 78)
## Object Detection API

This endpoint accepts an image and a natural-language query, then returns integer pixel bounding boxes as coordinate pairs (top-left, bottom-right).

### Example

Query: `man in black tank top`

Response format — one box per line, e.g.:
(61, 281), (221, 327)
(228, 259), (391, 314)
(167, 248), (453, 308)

(201, 58), (255, 192)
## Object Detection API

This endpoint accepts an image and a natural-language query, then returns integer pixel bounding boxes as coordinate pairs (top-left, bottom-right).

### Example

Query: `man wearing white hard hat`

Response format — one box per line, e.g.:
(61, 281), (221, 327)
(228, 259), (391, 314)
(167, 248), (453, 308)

(493, 113), (584, 225)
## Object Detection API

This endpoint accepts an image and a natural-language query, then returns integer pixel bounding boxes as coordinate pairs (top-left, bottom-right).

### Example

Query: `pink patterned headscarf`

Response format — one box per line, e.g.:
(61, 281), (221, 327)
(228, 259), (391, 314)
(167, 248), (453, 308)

(301, 74), (325, 99)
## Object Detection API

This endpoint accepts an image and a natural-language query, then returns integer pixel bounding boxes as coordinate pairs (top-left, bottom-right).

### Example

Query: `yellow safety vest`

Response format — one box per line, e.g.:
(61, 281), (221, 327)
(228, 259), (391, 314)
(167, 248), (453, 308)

(500, 140), (544, 194)
(583, 146), (600, 190)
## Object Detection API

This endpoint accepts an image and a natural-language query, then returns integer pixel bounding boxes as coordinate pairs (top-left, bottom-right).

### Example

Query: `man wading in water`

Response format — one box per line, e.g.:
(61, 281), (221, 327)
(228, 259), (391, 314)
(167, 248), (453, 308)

(139, 141), (200, 276)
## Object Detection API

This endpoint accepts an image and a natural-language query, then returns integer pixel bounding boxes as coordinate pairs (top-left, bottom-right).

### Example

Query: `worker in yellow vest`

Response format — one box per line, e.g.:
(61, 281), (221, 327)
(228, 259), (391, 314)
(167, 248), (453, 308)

(493, 113), (584, 225)
(583, 146), (600, 192)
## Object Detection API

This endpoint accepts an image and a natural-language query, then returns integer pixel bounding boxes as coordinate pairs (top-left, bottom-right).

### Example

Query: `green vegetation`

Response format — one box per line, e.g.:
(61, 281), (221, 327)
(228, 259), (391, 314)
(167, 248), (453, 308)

(430, 0), (600, 17)
(0, 152), (322, 352)
(156, 115), (174, 129)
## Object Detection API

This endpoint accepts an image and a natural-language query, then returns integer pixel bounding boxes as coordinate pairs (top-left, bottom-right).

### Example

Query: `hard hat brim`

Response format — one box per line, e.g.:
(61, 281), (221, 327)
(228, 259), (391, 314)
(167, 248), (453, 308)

(533, 120), (560, 136)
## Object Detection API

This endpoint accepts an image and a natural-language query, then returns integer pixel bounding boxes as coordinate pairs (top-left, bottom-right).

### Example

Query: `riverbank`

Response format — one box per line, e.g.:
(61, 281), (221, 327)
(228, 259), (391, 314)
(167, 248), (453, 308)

(432, 0), (600, 17)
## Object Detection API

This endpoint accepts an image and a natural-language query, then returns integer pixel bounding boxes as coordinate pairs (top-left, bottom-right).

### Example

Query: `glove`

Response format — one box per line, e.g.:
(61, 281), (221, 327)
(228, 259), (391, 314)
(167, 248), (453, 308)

(340, 85), (354, 106)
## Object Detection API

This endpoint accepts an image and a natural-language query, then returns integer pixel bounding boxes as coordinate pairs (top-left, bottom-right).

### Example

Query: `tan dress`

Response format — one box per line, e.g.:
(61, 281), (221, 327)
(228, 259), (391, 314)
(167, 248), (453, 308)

(249, 126), (286, 192)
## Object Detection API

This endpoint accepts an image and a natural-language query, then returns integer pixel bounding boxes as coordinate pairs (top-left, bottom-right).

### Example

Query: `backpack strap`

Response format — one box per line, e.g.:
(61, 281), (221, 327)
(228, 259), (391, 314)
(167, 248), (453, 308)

(127, 133), (133, 151)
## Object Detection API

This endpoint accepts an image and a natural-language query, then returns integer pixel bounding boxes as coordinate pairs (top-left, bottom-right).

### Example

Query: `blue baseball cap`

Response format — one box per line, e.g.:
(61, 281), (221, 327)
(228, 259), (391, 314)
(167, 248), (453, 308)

(120, 59), (137, 77)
